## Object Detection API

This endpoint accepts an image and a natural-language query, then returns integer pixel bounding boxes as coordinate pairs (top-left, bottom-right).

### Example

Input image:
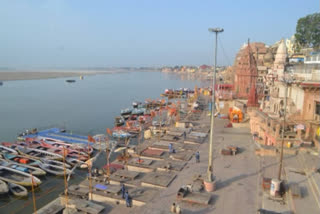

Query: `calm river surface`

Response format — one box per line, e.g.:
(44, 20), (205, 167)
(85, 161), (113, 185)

(0, 71), (205, 213)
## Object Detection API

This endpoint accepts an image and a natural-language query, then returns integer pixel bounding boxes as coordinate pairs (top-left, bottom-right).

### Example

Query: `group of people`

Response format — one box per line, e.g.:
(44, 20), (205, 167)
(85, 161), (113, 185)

(121, 184), (131, 207)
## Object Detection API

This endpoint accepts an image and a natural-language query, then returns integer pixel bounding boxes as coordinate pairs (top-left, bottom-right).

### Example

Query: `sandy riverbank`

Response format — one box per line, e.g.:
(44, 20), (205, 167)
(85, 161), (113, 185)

(0, 70), (120, 81)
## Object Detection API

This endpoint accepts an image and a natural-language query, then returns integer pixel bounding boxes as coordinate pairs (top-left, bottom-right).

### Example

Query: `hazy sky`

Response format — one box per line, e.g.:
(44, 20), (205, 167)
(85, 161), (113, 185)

(0, 0), (318, 68)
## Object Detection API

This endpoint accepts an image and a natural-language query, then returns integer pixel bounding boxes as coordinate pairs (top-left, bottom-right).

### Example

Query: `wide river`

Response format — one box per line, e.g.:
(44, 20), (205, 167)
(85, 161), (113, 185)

(0, 71), (206, 213)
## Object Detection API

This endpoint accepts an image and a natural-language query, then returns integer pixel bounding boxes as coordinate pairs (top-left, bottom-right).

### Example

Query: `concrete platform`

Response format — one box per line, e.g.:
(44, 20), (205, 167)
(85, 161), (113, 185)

(160, 135), (180, 142)
(109, 171), (147, 187)
(140, 148), (166, 160)
(36, 197), (64, 214)
(60, 196), (105, 214)
(170, 151), (193, 161)
(126, 158), (157, 173)
(141, 172), (177, 188)
(189, 131), (208, 138)
(92, 186), (159, 207)
(184, 137), (205, 144)
(178, 192), (211, 205)
(154, 160), (187, 172)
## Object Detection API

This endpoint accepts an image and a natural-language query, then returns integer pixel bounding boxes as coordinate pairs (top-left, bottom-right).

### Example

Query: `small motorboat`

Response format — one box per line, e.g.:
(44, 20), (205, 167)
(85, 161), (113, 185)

(0, 81), (3, 86)
(38, 163), (72, 176)
(8, 182), (28, 197)
(112, 130), (131, 139)
(132, 108), (145, 115)
(65, 79), (76, 83)
(0, 158), (46, 176)
(132, 101), (141, 108)
(114, 116), (125, 127)
(0, 166), (41, 186)
(0, 179), (9, 195)
(120, 108), (132, 116)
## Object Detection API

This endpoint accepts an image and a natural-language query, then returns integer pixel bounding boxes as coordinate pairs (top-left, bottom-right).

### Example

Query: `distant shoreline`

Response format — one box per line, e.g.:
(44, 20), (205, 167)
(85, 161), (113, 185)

(0, 69), (159, 81)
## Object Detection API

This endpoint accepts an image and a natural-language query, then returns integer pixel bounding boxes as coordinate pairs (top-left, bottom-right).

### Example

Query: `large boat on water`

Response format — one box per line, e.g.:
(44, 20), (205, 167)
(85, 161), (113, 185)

(0, 165), (41, 186)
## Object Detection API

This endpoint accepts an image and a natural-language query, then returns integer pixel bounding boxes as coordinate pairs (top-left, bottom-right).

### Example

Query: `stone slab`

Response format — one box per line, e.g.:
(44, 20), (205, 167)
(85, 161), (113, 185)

(179, 192), (211, 205)
(170, 151), (193, 161)
(141, 172), (177, 188)
(154, 160), (187, 172)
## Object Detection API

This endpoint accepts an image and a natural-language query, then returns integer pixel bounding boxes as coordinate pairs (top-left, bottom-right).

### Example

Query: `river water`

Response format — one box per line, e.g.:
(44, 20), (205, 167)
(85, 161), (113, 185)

(0, 71), (205, 213)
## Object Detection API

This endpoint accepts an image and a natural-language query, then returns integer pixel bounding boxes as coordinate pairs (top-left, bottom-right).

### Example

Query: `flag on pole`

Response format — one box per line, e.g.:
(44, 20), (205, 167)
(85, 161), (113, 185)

(88, 135), (96, 143)
(106, 128), (112, 136)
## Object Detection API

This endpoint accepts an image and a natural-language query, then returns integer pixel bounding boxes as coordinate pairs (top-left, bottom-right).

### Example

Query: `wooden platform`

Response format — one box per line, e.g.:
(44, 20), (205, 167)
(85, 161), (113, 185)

(141, 172), (177, 188)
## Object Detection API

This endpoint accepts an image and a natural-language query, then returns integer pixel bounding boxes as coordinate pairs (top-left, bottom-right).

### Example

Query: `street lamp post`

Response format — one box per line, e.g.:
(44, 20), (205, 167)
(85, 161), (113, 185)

(277, 76), (292, 181)
(207, 28), (223, 185)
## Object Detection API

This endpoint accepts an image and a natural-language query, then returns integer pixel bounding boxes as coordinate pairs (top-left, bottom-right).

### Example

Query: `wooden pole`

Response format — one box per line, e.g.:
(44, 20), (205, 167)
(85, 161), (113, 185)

(63, 147), (68, 207)
(87, 140), (92, 200)
(31, 173), (37, 214)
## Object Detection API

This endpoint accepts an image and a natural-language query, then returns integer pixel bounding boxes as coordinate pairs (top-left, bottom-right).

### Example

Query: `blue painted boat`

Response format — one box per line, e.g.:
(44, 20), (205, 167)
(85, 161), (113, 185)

(112, 130), (131, 139)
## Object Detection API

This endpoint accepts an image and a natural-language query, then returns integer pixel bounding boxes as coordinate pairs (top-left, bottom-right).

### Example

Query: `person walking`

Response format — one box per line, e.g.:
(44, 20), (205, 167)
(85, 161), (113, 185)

(183, 131), (186, 140)
(169, 143), (173, 153)
(195, 151), (200, 163)
(121, 183), (125, 199)
(125, 191), (131, 207)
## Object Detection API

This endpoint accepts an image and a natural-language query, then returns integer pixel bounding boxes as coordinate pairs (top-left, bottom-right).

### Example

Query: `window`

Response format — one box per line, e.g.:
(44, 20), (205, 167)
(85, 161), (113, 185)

(316, 102), (320, 115)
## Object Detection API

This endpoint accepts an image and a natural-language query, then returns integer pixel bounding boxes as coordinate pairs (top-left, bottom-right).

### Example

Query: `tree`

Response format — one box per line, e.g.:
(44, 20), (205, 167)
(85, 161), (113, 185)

(295, 13), (320, 49)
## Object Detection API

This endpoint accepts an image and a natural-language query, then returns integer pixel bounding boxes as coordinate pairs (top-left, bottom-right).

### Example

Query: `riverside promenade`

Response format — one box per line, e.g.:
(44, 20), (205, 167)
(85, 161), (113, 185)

(107, 104), (262, 214)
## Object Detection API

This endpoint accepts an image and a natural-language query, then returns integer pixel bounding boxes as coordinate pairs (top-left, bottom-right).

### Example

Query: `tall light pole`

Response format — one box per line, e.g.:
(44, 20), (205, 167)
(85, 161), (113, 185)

(207, 27), (223, 183)
(277, 75), (292, 181)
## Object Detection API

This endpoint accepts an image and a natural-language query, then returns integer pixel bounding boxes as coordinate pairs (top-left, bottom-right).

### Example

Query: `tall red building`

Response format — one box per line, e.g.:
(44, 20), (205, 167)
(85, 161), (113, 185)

(234, 41), (258, 106)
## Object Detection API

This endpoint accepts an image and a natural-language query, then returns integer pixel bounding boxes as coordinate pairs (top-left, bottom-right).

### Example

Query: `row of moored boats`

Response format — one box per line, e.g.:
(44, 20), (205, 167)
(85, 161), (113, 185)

(0, 137), (94, 197)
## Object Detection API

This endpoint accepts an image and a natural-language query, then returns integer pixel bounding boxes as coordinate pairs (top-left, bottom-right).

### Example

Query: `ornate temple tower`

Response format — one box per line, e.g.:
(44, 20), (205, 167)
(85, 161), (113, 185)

(234, 40), (258, 100)
(273, 39), (287, 77)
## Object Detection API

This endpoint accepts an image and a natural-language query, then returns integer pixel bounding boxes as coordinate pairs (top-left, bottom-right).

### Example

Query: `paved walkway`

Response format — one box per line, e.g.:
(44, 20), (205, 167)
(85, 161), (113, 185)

(108, 111), (263, 213)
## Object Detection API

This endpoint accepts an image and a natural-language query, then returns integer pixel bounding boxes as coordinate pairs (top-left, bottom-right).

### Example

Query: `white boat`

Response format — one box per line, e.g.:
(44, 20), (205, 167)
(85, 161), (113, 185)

(0, 166), (41, 186)
(41, 158), (71, 169)
(0, 158), (46, 176)
(0, 179), (9, 195)
(38, 163), (72, 176)
(0, 145), (18, 155)
(17, 146), (63, 160)
(8, 182), (28, 197)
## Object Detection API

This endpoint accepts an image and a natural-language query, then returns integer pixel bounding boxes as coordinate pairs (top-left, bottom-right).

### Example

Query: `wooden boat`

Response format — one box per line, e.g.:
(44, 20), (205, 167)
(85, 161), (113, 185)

(8, 182), (28, 197)
(0, 145), (18, 154)
(17, 146), (63, 160)
(65, 79), (76, 83)
(0, 166), (41, 186)
(3, 153), (42, 167)
(0, 158), (46, 176)
(41, 158), (71, 169)
(112, 130), (131, 139)
(132, 108), (145, 115)
(120, 108), (133, 115)
(0, 179), (9, 195)
(38, 163), (72, 176)
(114, 116), (125, 127)
(37, 139), (93, 155)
